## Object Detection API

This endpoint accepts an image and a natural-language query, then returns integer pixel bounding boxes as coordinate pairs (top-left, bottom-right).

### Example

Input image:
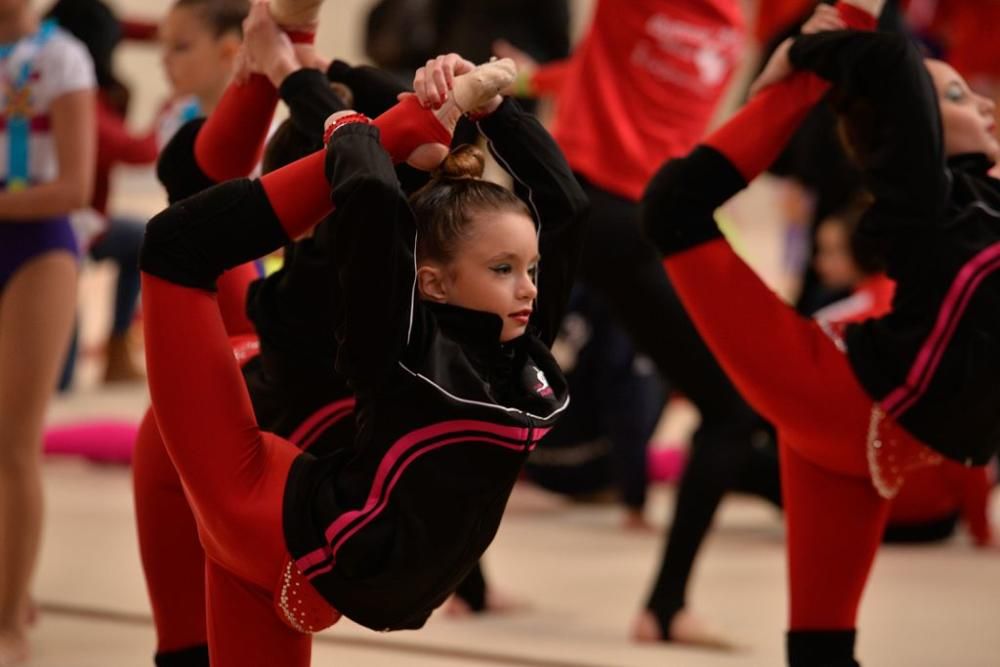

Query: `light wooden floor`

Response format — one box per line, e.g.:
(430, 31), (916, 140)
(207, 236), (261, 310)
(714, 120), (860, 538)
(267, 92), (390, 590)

(34, 388), (1000, 666)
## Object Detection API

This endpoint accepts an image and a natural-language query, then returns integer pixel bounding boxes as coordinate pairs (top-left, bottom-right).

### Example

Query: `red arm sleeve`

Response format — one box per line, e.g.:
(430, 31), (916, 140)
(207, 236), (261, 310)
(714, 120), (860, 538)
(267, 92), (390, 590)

(97, 102), (158, 166)
(703, 2), (877, 182)
(530, 58), (572, 97)
(259, 94), (453, 237)
(194, 74), (280, 182)
(217, 263), (261, 337)
(120, 18), (160, 42)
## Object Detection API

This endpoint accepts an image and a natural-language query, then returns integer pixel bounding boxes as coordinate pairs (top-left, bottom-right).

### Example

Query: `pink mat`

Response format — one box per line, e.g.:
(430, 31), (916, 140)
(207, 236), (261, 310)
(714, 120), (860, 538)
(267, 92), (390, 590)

(43, 420), (138, 464)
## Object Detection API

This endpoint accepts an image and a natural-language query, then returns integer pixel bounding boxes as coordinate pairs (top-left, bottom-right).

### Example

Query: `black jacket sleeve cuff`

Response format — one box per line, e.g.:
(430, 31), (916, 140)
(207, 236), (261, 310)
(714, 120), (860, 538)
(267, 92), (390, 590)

(641, 145), (746, 256)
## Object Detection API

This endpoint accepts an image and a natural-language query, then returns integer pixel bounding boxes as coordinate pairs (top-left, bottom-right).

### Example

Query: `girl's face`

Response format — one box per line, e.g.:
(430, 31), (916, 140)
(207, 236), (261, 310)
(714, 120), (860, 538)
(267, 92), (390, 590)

(927, 59), (999, 163)
(814, 218), (863, 291)
(160, 6), (240, 100)
(418, 210), (540, 343)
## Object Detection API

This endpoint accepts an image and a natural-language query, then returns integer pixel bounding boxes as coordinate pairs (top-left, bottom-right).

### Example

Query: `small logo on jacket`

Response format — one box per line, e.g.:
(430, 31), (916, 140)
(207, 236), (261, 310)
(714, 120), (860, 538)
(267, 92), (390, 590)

(533, 368), (554, 398)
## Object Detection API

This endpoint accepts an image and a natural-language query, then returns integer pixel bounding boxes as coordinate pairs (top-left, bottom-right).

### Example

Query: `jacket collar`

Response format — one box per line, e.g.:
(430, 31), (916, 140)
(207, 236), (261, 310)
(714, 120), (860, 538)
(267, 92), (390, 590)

(427, 301), (504, 345)
(426, 301), (531, 357)
(948, 153), (994, 176)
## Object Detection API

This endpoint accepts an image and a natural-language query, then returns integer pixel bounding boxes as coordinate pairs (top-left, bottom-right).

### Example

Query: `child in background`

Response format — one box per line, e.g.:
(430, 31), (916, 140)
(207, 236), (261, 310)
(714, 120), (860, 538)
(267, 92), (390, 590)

(157, 0), (248, 147)
(0, 2), (95, 662)
(46, 0), (159, 384)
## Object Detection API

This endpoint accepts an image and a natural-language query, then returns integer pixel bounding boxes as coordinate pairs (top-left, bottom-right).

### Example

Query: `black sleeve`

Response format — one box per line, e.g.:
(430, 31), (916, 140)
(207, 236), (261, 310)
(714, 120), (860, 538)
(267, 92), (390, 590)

(326, 59), (409, 118)
(320, 123), (416, 394)
(279, 67), (348, 145)
(245, 235), (340, 367)
(475, 98), (590, 347)
(156, 118), (216, 204)
(641, 146), (746, 257)
(141, 178), (288, 290)
(789, 30), (950, 229)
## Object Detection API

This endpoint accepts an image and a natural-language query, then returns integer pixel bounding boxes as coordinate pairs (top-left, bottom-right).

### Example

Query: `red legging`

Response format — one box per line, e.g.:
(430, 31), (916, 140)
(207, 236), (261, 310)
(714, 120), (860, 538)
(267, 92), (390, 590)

(139, 100), (450, 666)
(143, 273), (309, 665)
(133, 340), (265, 656)
(666, 238), (890, 627)
(660, 2), (917, 632)
(133, 408), (208, 654)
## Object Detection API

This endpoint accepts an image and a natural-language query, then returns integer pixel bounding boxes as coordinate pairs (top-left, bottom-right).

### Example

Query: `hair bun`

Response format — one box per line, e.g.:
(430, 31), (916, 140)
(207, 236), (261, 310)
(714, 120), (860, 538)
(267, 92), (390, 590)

(434, 144), (486, 181)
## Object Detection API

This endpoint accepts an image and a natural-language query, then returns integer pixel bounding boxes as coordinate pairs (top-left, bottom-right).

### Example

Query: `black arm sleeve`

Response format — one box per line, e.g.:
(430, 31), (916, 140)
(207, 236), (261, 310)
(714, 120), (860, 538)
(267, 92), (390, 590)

(321, 123), (417, 394)
(476, 98), (590, 347)
(140, 178), (289, 290)
(156, 118), (216, 205)
(789, 30), (950, 228)
(245, 235), (340, 370)
(279, 67), (348, 145)
(326, 59), (409, 118)
(641, 145), (747, 258)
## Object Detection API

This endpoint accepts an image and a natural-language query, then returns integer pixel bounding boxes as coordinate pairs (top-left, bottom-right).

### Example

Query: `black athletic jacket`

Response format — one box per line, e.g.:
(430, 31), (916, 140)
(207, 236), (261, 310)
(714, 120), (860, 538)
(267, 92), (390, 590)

(281, 99), (588, 631)
(790, 31), (1000, 465)
(645, 30), (1000, 466)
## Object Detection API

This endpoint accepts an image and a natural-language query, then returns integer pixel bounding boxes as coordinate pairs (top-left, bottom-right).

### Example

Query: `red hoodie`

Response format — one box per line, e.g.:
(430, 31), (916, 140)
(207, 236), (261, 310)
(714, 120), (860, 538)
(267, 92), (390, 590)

(545, 0), (745, 201)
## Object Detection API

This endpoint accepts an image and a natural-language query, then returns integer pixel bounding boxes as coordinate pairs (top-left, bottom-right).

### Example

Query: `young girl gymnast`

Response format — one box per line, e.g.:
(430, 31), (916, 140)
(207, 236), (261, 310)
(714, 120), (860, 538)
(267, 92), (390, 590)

(638, 191), (998, 651)
(135, 7), (466, 662)
(641, 0), (1000, 663)
(139, 48), (587, 667)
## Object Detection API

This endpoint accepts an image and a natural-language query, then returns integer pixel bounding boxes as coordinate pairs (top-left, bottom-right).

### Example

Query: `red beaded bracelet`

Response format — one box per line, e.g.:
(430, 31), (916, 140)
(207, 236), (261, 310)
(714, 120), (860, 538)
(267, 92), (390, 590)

(323, 112), (371, 145)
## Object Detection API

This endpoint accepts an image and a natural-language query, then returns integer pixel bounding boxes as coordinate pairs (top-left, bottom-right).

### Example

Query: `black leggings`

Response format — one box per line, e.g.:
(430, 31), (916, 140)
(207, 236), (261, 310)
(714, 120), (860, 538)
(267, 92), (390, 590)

(573, 177), (764, 629)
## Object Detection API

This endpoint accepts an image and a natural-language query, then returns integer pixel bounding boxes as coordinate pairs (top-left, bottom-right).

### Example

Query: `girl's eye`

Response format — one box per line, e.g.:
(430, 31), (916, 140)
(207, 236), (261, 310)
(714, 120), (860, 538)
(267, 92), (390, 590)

(945, 83), (965, 102)
(528, 265), (538, 281)
(491, 264), (512, 275)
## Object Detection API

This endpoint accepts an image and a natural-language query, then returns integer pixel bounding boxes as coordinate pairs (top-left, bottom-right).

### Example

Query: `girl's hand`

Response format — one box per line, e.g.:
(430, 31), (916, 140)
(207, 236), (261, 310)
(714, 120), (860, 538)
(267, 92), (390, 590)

(748, 3), (847, 97)
(293, 42), (330, 72)
(240, 0), (300, 86)
(412, 53), (477, 109)
(748, 38), (793, 98)
(801, 3), (847, 35)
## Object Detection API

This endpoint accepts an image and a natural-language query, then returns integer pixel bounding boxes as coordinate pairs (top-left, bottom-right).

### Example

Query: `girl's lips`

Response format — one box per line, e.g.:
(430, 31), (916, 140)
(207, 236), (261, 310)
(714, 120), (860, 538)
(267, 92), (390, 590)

(510, 310), (532, 323)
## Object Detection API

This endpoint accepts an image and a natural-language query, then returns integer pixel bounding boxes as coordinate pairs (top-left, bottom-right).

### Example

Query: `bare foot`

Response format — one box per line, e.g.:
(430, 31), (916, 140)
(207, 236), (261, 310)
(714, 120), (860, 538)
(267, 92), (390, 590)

(483, 587), (529, 614)
(422, 58), (515, 140)
(442, 594), (475, 618)
(630, 609), (664, 642)
(451, 58), (516, 114)
(398, 59), (517, 171)
(0, 629), (29, 666)
(442, 588), (529, 618)
(21, 601), (37, 629)
(631, 608), (738, 651)
(622, 509), (657, 533)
